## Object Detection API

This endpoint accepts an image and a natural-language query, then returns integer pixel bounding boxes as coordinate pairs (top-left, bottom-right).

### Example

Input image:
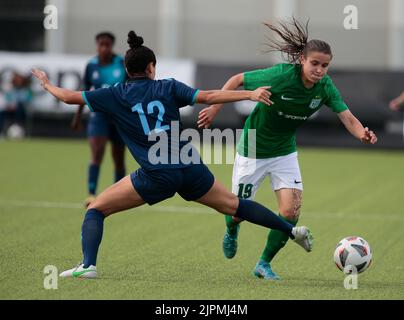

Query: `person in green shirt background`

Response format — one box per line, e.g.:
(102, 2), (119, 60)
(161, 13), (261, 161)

(198, 18), (378, 280)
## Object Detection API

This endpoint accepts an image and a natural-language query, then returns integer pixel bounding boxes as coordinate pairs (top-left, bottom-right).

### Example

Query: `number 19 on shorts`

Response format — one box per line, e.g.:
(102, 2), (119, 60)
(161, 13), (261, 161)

(237, 183), (253, 199)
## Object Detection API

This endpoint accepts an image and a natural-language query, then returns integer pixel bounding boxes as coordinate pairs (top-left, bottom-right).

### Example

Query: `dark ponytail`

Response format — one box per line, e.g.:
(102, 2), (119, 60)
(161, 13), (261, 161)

(125, 30), (156, 75)
(264, 17), (332, 63)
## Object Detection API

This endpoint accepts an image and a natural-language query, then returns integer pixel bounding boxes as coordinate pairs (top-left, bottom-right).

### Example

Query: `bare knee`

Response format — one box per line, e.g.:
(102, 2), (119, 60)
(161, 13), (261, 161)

(279, 189), (302, 221)
(87, 199), (110, 217)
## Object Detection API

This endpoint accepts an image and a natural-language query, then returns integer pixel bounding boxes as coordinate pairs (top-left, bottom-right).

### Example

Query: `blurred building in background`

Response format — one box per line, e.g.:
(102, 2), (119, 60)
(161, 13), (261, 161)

(0, 0), (404, 148)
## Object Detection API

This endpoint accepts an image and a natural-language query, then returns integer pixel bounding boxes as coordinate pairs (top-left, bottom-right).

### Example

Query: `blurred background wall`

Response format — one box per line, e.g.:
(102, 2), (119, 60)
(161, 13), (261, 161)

(1, 0), (404, 148)
(2, 0), (403, 68)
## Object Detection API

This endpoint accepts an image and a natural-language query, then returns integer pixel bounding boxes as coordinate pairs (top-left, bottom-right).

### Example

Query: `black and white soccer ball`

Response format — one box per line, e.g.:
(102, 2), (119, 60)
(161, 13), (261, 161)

(334, 236), (372, 274)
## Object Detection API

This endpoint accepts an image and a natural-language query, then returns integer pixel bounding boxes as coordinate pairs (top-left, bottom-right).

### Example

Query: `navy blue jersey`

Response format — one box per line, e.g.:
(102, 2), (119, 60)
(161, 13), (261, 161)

(82, 78), (200, 171)
(83, 55), (127, 90)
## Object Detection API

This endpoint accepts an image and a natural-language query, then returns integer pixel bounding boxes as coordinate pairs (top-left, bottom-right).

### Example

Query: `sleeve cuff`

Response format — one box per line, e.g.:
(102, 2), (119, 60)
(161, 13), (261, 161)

(82, 91), (94, 112)
(191, 89), (200, 105)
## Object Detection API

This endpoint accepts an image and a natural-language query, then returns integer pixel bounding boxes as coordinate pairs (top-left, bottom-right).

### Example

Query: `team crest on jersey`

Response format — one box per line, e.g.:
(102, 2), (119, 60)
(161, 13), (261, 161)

(92, 71), (99, 80)
(308, 96), (322, 109)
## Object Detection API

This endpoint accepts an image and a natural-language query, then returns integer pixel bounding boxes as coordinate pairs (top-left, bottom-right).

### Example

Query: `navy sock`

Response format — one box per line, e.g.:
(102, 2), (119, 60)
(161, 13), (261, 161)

(114, 168), (126, 183)
(234, 199), (294, 238)
(88, 164), (100, 195)
(81, 208), (105, 267)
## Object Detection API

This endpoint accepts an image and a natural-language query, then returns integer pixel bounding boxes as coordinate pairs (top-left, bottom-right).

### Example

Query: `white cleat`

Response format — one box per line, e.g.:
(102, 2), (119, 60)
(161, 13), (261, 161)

(292, 226), (313, 252)
(59, 263), (97, 279)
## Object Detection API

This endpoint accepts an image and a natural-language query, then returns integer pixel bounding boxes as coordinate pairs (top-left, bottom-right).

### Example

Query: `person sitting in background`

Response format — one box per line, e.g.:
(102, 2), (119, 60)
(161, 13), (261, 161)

(389, 92), (404, 111)
(0, 72), (32, 137)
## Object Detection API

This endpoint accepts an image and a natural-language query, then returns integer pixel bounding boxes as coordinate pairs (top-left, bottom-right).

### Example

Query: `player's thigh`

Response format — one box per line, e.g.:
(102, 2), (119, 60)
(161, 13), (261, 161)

(88, 175), (145, 216)
(232, 153), (267, 200)
(195, 178), (239, 215)
(269, 152), (303, 192)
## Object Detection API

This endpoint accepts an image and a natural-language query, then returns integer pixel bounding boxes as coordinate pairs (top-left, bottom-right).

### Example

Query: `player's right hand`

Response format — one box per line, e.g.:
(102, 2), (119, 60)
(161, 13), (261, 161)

(250, 86), (273, 106)
(31, 68), (50, 89)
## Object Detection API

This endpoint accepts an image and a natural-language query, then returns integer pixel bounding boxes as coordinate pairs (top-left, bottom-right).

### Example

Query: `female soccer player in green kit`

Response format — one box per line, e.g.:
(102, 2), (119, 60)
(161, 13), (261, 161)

(198, 18), (378, 280)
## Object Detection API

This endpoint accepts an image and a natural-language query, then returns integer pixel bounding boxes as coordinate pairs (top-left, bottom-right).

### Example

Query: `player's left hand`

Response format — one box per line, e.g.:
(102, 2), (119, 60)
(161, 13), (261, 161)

(31, 68), (50, 89)
(360, 127), (377, 144)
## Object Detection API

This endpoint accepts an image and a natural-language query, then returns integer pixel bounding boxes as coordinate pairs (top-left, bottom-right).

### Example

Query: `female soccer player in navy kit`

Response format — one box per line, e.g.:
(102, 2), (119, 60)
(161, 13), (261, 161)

(72, 32), (128, 207)
(32, 31), (313, 279)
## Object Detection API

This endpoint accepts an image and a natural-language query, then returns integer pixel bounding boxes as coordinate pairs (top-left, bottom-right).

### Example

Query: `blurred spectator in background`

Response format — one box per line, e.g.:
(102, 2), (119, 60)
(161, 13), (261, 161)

(71, 32), (127, 207)
(389, 92), (404, 111)
(0, 72), (32, 138)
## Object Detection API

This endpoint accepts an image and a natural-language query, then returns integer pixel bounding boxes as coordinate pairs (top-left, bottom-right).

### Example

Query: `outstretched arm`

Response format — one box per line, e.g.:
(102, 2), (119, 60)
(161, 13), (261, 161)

(31, 68), (84, 105)
(198, 73), (273, 128)
(338, 110), (377, 144)
(208, 73), (245, 111)
(195, 85), (271, 107)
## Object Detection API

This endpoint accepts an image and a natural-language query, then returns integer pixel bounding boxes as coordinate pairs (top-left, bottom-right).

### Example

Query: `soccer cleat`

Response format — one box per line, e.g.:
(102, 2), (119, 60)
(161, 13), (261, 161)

(292, 226), (314, 252)
(84, 195), (96, 208)
(59, 263), (97, 279)
(222, 223), (240, 259)
(253, 259), (281, 280)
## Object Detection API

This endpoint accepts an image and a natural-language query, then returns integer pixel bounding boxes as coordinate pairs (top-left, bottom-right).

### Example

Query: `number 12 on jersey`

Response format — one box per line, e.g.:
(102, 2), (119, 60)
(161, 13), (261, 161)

(132, 100), (170, 135)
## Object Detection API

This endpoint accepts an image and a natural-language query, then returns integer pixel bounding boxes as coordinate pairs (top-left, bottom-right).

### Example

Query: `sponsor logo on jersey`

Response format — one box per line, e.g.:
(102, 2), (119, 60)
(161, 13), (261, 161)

(277, 111), (308, 121)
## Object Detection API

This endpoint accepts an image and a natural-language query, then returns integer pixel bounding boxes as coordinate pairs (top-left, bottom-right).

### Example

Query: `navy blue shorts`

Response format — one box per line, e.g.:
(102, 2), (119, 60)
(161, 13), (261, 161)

(87, 112), (124, 145)
(130, 164), (215, 205)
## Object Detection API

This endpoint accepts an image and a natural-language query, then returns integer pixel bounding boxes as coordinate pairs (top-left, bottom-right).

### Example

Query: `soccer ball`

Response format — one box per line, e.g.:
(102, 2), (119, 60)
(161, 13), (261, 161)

(6, 124), (25, 139)
(334, 236), (372, 274)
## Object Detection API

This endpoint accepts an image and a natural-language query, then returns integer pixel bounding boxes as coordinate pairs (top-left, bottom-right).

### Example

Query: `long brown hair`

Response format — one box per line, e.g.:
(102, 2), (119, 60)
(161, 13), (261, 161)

(264, 17), (332, 63)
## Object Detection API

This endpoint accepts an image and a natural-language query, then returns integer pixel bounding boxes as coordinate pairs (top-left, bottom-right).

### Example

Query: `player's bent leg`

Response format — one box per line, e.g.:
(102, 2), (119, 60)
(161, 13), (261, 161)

(222, 218), (240, 259)
(255, 190), (304, 280)
(88, 175), (146, 216)
(60, 176), (146, 279)
(86, 136), (108, 208)
(277, 188), (302, 222)
(195, 180), (313, 252)
(257, 188), (308, 280)
(196, 179), (238, 216)
(111, 142), (126, 183)
(194, 180), (240, 258)
(223, 154), (267, 258)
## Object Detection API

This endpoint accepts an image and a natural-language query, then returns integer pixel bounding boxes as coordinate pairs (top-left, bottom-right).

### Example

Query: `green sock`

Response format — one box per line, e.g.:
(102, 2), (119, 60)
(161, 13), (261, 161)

(260, 214), (298, 263)
(225, 215), (239, 235)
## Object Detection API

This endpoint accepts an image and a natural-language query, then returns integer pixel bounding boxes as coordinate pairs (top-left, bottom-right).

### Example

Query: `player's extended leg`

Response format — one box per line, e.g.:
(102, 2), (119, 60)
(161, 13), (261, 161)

(254, 188), (302, 280)
(195, 179), (312, 252)
(59, 175), (146, 279)
(111, 142), (126, 182)
(86, 136), (108, 207)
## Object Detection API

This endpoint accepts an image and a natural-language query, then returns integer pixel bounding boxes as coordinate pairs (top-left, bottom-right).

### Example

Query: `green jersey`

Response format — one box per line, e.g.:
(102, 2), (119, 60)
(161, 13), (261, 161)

(238, 63), (348, 158)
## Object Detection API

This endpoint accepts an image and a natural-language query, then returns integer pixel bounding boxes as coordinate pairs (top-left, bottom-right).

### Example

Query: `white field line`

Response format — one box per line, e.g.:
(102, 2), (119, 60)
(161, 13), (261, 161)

(0, 199), (402, 221)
